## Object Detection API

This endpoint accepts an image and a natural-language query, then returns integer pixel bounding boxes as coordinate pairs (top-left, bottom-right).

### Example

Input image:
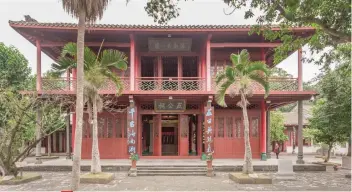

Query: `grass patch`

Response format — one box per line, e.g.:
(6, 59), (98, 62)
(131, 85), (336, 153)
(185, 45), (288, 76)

(0, 173), (42, 185)
(80, 172), (114, 184)
(229, 173), (272, 184)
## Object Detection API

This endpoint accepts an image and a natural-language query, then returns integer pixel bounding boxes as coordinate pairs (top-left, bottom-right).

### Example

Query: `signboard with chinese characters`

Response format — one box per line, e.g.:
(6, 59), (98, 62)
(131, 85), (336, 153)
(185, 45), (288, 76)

(154, 99), (186, 113)
(204, 106), (214, 154)
(127, 106), (137, 154)
(148, 38), (192, 52)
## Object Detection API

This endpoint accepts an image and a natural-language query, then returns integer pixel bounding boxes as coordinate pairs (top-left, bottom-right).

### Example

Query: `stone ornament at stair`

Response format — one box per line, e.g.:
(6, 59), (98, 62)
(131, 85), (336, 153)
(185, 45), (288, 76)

(275, 159), (296, 180)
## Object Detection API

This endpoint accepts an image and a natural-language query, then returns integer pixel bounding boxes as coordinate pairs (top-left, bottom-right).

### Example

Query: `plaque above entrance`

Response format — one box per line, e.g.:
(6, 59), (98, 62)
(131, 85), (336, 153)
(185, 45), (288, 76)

(148, 38), (192, 52)
(154, 99), (186, 112)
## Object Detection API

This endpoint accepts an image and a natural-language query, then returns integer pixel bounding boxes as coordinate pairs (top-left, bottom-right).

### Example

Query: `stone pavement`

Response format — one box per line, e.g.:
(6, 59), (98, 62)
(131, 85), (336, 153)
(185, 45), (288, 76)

(0, 170), (351, 191)
(24, 154), (342, 167)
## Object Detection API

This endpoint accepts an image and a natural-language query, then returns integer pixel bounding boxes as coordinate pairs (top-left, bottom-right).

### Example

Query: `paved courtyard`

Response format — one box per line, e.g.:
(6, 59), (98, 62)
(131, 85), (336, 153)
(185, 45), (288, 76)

(1, 170), (351, 191)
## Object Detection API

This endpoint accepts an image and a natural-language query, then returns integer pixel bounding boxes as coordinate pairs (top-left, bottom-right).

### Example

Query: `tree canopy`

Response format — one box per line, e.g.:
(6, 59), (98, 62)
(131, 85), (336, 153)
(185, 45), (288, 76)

(270, 110), (288, 142)
(0, 43), (31, 90)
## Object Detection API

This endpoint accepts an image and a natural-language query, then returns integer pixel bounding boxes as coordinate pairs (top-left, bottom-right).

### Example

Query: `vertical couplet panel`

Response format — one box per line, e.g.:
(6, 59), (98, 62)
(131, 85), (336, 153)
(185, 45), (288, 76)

(204, 106), (215, 154)
(127, 106), (137, 155)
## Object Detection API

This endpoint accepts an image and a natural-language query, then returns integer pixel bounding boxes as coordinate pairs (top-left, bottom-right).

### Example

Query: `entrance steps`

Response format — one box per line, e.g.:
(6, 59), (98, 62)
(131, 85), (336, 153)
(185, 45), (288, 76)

(136, 165), (207, 176)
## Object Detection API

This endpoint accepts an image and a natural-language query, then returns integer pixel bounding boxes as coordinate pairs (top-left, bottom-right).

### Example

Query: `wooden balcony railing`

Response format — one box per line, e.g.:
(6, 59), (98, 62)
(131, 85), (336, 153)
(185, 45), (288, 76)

(40, 77), (298, 94)
(211, 77), (298, 92)
(135, 77), (206, 92)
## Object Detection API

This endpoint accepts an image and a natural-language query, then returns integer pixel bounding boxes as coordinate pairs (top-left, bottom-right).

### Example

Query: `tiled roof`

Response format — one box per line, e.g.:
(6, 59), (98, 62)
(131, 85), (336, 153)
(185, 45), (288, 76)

(8, 20), (273, 30)
(283, 105), (312, 126)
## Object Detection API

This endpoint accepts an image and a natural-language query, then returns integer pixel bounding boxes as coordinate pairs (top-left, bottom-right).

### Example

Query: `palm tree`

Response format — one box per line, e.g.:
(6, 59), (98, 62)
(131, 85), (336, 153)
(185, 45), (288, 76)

(60, 0), (112, 190)
(52, 42), (127, 182)
(215, 49), (270, 174)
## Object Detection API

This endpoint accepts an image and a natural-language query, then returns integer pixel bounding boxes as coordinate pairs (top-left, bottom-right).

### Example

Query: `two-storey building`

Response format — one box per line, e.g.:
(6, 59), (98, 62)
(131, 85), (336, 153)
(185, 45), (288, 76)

(9, 21), (316, 160)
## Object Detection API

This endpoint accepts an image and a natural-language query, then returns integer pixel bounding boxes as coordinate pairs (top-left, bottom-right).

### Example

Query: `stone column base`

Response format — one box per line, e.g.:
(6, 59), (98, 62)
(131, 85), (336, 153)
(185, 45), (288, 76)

(342, 156), (351, 170)
(206, 168), (215, 177)
(261, 153), (267, 161)
(35, 157), (42, 164)
(296, 159), (305, 164)
(128, 168), (137, 177)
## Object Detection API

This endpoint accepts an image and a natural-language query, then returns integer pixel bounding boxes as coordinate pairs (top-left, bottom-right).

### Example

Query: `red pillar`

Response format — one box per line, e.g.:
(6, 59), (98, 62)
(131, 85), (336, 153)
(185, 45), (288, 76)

(260, 100), (267, 160)
(36, 39), (42, 92)
(206, 34), (212, 91)
(129, 34), (135, 91)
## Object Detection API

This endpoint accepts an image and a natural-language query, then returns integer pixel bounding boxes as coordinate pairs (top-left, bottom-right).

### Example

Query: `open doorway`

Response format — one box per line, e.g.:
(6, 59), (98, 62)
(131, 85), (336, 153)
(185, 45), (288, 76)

(161, 114), (178, 156)
(141, 115), (154, 156)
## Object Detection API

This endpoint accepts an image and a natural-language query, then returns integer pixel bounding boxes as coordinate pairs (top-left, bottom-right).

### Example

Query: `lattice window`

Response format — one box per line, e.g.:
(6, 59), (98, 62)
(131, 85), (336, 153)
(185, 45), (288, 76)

(116, 118), (122, 138)
(217, 117), (224, 137)
(107, 118), (113, 138)
(235, 118), (242, 138)
(226, 117), (233, 137)
(98, 118), (105, 138)
(141, 104), (154, 110)
(251, 117), (259, 137)
(186, 104), (199, 110)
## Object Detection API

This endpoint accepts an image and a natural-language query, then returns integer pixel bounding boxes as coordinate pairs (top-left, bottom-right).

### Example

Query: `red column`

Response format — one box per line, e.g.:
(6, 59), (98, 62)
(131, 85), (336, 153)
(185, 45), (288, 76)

(130, 34), (135, 91)
(206, 34), (212, 91)
(260, 100), (267, 160)
(36, 39), (42, 92)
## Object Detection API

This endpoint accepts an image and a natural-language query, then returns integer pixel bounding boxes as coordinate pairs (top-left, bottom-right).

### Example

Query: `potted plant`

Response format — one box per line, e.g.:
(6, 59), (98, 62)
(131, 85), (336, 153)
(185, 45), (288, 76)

(205, 152), (214, 169)
(129, 153), (139, 169)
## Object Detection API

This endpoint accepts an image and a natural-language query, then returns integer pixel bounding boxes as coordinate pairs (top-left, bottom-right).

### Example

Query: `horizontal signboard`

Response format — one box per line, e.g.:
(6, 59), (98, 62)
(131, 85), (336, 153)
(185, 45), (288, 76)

(148, 38), (192, 52)
(154, 99), (186, 112)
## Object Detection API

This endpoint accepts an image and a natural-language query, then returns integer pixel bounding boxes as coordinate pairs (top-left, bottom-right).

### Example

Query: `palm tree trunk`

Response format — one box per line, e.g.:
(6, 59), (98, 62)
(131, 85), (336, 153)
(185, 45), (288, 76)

(240, 90), (253, 174)
(71, 10), (85, 191)
(91, 95), (102, 173)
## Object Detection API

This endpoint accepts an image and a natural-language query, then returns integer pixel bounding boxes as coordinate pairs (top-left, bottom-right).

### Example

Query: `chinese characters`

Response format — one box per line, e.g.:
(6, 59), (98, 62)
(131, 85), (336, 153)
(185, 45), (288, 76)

(127, 107), (136, 154)
(205, 106), (214, 153)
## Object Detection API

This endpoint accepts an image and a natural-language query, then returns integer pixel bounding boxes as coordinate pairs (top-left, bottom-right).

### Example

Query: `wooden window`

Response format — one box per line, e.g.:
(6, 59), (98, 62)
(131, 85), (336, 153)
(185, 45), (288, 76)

(235, 118), (241, 138)
(116, 118), (122, 138)
(217, 117), (224, 138)
(107, 118), (113, 138)
(226, 117), (233, 137)
(251, 117), (259, 137)
(98, 118), (105, 138)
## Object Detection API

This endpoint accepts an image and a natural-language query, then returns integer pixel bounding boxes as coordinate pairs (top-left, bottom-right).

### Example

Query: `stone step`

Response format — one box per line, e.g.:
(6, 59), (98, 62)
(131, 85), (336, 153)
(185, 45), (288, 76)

(137, 169), (206, 173)
(137, 166), (206, 170)
(137, 172), (206, 176)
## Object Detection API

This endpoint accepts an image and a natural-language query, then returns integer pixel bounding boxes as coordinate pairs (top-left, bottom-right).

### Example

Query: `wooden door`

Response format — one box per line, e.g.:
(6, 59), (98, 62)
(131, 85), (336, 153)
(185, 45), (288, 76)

(179, 114), (189, 156)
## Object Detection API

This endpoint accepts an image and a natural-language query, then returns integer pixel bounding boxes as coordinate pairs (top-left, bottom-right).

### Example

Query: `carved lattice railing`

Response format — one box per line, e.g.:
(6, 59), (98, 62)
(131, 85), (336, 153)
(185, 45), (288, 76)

(136, 77), (206, 92)
(98, 78), (130, 92)
(42, 78), (75, 91)
(212, 77), (298, 92)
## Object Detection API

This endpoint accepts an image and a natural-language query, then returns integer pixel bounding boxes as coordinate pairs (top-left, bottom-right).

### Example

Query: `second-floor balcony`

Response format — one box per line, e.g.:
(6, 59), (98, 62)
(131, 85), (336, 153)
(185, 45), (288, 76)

(39, 77), (299, 94)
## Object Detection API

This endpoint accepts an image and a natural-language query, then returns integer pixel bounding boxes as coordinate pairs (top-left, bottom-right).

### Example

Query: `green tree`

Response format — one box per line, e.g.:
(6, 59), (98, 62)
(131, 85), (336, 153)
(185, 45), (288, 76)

(60, 0), (113, 190)
(52, 42), (127, 174)
(0, 90), (69, 177)
(270, 110), (288, 144)
(0, 43), (31, 90)
(215, 49), (269, 174)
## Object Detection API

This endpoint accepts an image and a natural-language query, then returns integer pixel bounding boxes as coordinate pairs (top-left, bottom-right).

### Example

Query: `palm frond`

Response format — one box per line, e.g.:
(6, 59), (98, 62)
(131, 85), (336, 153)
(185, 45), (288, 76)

(215, 79), (235, 107)
(249, 73), (270, 98)
(100, 50), (128, 71)
(230, 53), (239, 67)
(83, 46), (97, 70)
(61, 42), (77, 58)
(215, 71), (226, 84)
(101, 70), (123, 96)
(239, 49), (250, 66)
(225, 66), (235, 81)
(51, 57), (76, 76)
(246, 61), (270, 76)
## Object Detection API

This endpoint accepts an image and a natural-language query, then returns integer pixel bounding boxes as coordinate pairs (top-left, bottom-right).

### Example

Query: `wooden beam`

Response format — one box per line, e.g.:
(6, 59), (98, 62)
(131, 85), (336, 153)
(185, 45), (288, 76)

(41, 42), (130, 47)
(210, 42), (281, 48)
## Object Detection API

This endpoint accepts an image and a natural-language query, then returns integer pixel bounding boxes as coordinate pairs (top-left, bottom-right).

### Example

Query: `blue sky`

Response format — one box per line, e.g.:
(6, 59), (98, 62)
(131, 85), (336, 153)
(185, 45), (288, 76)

(0, 0), (320, 81)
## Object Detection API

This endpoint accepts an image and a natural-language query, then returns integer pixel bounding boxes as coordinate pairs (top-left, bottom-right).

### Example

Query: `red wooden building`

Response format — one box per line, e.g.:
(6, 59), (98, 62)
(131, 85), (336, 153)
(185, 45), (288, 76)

(9, 21), (316, 160)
